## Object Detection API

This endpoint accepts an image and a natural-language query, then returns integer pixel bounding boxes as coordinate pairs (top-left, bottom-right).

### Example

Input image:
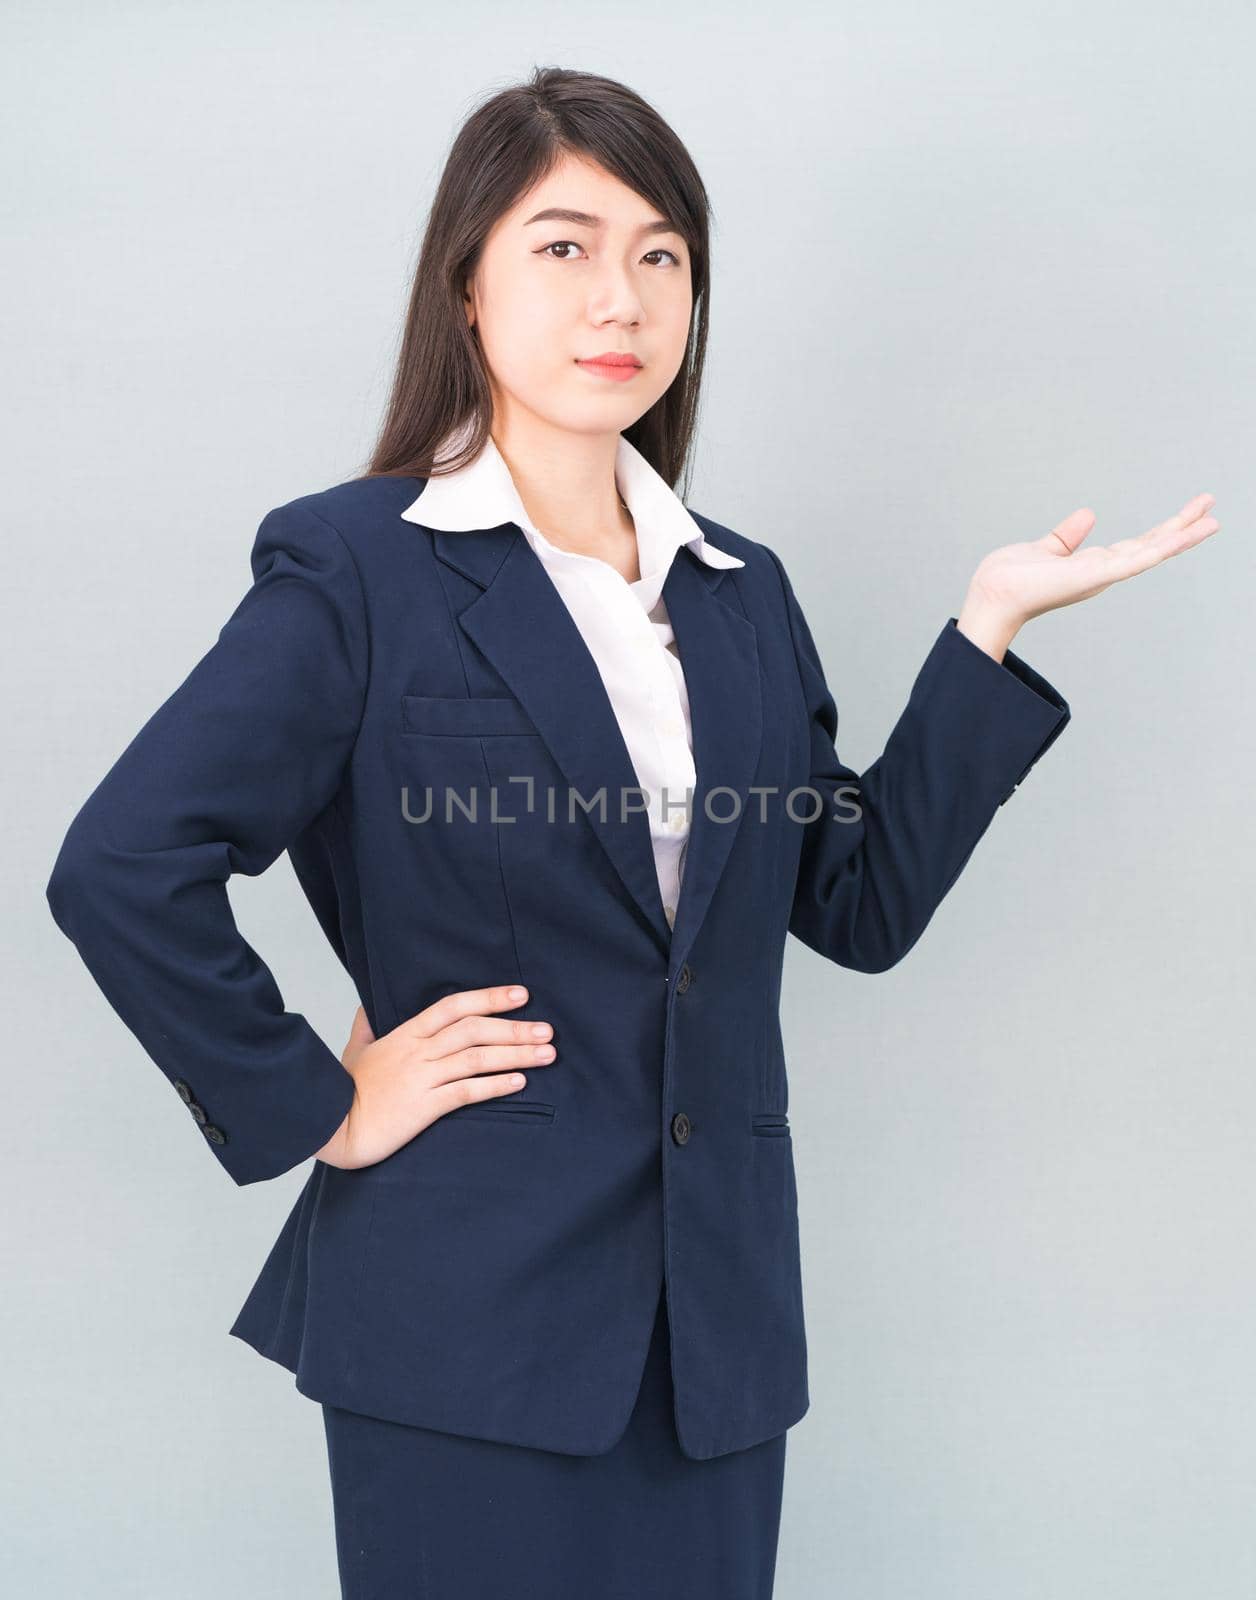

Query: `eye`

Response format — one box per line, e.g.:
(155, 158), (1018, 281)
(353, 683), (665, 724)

(538, 241), (684, 267)
(540, 240), (587, 261)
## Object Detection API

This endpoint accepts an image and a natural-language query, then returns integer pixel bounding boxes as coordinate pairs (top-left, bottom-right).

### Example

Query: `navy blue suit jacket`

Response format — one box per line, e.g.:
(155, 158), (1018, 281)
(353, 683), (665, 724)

(45, 473), (1070, 1459)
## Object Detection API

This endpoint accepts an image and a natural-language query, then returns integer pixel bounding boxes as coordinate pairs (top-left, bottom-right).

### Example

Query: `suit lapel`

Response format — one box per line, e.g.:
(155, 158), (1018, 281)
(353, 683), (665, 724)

(660, 544), (762, 968)
(427, 522), (761, 969)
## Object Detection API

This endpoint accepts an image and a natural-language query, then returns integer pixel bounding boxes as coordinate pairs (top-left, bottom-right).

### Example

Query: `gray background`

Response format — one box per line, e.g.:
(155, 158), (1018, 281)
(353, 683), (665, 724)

(6, 3), (1251, 1595)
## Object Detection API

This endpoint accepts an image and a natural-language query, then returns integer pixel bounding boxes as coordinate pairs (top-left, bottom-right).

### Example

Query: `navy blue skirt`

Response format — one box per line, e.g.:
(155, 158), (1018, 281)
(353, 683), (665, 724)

(321, 1282), (788, 1598)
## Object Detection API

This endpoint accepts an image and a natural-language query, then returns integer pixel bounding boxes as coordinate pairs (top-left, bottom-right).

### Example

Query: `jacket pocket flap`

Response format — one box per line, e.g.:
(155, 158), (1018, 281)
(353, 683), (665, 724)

(751, 1112), (791, 1136)
(402, 694), (541, 737)
(451, 1099), (557, 1125)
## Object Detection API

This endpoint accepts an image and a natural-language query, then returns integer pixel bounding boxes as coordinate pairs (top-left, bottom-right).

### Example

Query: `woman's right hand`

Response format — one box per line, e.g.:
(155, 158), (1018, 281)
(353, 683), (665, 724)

(314, 985), (556, 1171)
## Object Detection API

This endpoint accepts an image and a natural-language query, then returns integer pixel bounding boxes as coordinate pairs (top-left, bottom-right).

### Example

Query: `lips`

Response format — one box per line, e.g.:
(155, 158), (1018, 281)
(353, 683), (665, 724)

(576, 354), (643, 382)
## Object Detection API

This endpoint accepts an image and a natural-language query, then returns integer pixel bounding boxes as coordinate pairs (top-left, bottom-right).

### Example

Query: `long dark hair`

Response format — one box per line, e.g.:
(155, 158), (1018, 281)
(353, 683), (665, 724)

(360, 66), (714, 498)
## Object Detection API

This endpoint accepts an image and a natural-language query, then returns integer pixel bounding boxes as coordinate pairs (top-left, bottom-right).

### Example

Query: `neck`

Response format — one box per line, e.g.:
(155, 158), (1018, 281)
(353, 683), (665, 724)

(491, 403), (631, 562)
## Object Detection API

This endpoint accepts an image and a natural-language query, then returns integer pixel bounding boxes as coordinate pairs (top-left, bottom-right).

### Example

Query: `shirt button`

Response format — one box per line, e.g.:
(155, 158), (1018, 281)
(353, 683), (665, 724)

(675, 963), (693, 994)
(668, 813), (686, 834)
(671, 1112), (692, 1145)
(664, 903), (676, 928)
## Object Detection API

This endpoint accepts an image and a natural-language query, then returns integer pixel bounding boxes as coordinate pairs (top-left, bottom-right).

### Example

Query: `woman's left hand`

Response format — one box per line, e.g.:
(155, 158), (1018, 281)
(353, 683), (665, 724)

(957, 491), (1221, 657)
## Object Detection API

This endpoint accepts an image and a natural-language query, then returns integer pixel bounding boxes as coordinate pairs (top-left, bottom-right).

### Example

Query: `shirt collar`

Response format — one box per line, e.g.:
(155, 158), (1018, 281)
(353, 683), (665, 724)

(400, 421), (745, 610)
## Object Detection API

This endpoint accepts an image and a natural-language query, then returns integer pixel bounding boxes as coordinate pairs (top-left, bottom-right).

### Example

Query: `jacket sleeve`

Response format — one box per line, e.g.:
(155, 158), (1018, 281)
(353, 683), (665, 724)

(45, 500), (366, 1186)
(766, 546), (1071, 974)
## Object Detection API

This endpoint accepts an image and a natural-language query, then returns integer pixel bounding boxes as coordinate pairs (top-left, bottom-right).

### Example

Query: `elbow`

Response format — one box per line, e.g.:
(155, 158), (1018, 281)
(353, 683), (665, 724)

(835, 938), (911, 976)
(46, 814), (104, 937)
(839, 908), (931, 974)
(790, 895), (924, 975)
(46, 805), (129, 941)
(790, 928), (905, 975)
(845, 949), (902, 976)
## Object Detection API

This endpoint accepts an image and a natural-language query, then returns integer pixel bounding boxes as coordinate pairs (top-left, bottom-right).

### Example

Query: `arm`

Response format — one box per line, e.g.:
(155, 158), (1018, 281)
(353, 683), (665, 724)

(45, 501), (367, 1185)
(767, 547), (1071, 974)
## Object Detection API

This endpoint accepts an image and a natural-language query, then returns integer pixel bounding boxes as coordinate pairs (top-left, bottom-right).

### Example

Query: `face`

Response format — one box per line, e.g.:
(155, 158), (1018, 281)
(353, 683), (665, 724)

(463, 151), (694, 438)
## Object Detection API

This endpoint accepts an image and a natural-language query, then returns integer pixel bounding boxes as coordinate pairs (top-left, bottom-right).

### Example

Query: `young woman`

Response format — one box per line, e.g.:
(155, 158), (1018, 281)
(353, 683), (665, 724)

(46, 66), (1219, 1599)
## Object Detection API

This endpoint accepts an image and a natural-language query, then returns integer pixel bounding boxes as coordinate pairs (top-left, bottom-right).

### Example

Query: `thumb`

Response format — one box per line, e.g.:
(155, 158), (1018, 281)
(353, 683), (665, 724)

(342, 1003), (376, 1066)
(1041, 506), (1096, 556)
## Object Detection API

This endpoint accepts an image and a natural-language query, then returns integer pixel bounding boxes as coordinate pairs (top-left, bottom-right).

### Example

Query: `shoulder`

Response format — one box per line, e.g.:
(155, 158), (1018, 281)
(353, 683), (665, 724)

(686, 507), (793, 601)
(249, 473), (433, 596)
(266, 472), (425, 544)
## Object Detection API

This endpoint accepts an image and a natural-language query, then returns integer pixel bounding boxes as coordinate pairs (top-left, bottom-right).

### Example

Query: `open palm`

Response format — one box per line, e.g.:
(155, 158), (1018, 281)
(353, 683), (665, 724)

(970, 492), (1221, 627)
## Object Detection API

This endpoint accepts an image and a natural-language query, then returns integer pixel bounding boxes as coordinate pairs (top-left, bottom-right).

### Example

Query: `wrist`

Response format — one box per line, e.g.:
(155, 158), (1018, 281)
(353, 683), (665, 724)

(315, 1106), (352, 1167)
(955, 592), (1021, 664)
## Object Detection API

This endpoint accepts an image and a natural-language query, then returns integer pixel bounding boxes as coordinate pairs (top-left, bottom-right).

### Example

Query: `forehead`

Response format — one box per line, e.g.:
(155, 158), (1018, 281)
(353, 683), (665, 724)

(499, 151), (672, 232)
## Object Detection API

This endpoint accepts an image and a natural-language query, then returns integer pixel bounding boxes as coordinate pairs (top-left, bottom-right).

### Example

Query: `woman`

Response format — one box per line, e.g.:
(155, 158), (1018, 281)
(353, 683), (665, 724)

(45, 66), (1218, 1599)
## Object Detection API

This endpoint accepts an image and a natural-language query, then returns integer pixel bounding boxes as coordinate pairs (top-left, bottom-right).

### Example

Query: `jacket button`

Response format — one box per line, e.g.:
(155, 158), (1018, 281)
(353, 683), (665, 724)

(202, 1125), (228, 1145)
(174, 1079), (194, 1104)
(188, 1102), (208, 1125)
(671, 1112), (691, 1145)
(675, 963), (692, 994)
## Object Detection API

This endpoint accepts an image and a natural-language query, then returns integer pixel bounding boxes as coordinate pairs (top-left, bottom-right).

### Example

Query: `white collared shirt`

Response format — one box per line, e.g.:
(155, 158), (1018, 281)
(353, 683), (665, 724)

(402, 424), (745, 931)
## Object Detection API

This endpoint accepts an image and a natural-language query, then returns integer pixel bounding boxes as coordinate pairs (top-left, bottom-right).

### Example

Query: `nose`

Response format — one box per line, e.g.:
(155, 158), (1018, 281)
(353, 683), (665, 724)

(587, 265), (644, 327)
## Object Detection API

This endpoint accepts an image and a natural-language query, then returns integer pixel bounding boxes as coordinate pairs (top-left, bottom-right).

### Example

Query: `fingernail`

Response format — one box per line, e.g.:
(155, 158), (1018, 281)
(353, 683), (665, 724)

(531, 1024), (550, 1038)
(510, 986), (527, 1000)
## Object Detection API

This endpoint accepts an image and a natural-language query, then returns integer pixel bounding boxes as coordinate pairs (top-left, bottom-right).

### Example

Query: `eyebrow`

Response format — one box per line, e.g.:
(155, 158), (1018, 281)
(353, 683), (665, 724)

(522, 206), (683, 239)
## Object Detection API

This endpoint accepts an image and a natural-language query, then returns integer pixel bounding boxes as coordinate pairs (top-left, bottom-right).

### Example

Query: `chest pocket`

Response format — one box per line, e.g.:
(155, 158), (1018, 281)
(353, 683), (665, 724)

(401, 694), (541, 738)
